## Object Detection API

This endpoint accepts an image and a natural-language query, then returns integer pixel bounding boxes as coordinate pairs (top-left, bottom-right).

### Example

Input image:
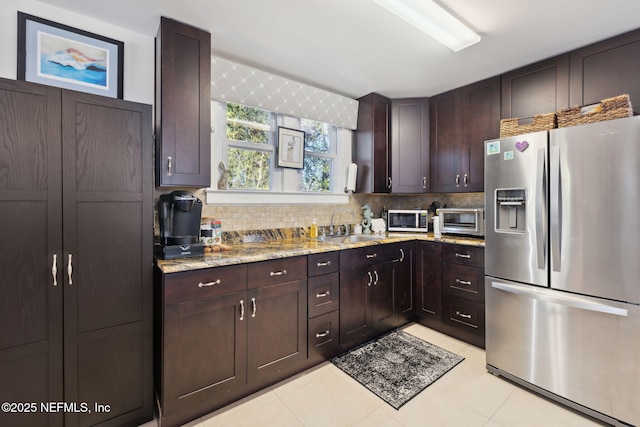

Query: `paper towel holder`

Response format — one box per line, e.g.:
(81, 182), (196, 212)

(345, 163), (357, 193)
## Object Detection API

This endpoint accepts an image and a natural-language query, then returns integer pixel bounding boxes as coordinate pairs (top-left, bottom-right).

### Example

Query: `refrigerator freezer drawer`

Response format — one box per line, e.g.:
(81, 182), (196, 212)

(486, 277), (640, 426)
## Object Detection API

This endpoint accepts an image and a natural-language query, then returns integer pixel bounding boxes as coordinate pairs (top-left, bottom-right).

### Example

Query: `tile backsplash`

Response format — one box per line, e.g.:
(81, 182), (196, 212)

(155, 188), (484, 234)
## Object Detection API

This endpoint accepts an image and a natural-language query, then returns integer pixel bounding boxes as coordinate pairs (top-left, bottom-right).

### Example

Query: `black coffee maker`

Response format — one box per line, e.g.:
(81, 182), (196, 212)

(156, 191), (204, 258)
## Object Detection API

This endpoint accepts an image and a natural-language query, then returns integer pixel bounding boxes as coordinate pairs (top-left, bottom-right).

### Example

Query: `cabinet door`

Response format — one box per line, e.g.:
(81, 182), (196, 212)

(461, 77), (500, 192)
(247, 279), (307, 387)
(339, 267), (371, 349)
(163, 292), (247, 416)
(0, 79), (63, 427)
(569, 29), (640, 116)
(356, 93), (391, 193)
(501, 55), (570, 119)
(391, 98), (429, 193)
(415, 242), (443, 328)
(156, 17), (211, 187)
(395, 242), (415, 325)
(370, 261), (397, 336)
(429, 89), (462, 193)
(61, 92), (153, 426)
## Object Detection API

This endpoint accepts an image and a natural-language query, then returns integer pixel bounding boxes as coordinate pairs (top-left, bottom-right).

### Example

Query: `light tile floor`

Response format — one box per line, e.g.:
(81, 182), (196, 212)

(141, 323), (608, 427)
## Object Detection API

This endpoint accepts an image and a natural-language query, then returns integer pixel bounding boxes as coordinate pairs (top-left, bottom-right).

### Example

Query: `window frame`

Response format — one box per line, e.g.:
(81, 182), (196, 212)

(207, 101), (351, 205)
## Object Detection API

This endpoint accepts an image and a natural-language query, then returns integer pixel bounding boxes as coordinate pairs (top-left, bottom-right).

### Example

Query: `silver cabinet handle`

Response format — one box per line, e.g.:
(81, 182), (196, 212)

(455, 278), (472, 285)
(455, 253), (471, 259)
(316, 330), (330, 338)
(316, 291), (330, 298)
(456, 174), (460, 187)
(387, 176), (392, 189)
(270, 270), (287, 277)
(167, 156), (172, 176)
(463, 174), (468, 187)
(373, 270), (379, 285)
(422, 176), (427, 189)
(399, 248), (405, 262)
(456, 311), (472, 319)
(67, 254), (73, 285)
(240, 299), (245, 320)
(367, 271), (373, 286)
(251, 297), (256, 318)
(366, 253), (377, 259)
(52, 254), (58, 287)
(316, 261), (331, 267)
(198, 279), (221, 288)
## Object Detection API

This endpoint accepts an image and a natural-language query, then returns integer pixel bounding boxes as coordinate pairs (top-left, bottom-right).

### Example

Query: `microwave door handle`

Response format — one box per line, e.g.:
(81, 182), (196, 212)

(550, 145), (561, 272)
(535, 147), (546, 269)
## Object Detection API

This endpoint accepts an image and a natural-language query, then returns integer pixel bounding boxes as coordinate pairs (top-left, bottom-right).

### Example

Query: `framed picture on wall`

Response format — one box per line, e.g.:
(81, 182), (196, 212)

(277, 126), (305, 169)
(17, 12), (124, 98)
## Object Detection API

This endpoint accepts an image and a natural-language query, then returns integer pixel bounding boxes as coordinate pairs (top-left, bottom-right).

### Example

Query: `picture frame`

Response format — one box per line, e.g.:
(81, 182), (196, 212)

(17, 12), (124, 99)
(277, 126), (305, 169)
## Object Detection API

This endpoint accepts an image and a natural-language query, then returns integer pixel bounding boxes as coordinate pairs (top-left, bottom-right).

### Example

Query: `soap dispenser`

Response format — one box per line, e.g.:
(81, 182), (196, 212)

(310, 219), (318, 238)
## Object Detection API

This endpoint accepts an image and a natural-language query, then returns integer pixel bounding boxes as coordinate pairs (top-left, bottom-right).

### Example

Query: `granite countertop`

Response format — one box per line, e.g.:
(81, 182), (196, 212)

(156, 233), (484, 274)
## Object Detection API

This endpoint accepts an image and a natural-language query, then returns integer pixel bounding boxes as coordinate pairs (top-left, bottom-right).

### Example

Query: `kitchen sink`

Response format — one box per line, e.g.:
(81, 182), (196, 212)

(315, 234), (386, 244)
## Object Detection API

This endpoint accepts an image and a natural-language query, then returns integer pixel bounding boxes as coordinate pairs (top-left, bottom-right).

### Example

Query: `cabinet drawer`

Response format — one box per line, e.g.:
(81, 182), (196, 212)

(308, 251), (340, 277)
(308, 273), (340, 317)
(443, 295), (485, 335)
(443, 263), (485, 302)
(308, 310), (340, 362)
(340, 244), (401, 270)
(164, 264), (248, 304)
(247, 256), (307, 289)
(442, 244), (484, 268)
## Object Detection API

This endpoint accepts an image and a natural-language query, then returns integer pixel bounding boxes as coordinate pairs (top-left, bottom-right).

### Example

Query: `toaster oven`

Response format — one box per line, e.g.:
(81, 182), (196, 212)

(437, 208), (485, 236)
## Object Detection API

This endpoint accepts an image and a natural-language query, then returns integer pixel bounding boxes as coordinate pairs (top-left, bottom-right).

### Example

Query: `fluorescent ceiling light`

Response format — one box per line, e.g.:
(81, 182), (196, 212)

(370, 0), (481, 52)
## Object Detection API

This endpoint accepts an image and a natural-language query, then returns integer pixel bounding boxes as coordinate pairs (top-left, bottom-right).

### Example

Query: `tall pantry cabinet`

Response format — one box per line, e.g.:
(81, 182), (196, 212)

(0, 78), (153, 426)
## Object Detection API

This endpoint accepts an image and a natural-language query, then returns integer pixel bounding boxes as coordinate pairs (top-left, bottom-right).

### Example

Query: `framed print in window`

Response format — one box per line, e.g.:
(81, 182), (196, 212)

(277, 126), (305, 169)
(17, 12), (124, 98)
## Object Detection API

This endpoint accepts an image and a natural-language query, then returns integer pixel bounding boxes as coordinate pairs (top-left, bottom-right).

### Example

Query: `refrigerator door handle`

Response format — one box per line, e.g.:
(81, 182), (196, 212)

(491, 281), (628, 317)
(550, 145), (561, 272)
(535, 148), (546, 269)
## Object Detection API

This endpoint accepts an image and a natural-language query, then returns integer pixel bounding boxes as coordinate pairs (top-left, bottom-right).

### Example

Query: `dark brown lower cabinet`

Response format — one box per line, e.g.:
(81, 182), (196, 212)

(157, 258), (308, 427)
(0, 78), (153, 427)
(416, 242), (485, 348)
(339, 243), (410, 350)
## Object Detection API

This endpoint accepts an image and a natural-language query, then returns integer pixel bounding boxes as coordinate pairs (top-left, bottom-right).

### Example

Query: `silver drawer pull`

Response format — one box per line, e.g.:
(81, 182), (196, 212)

(366, 253), (377, 259)
(198, 279), (221, 288)
(316, 291), (331, 298)
(456, 311), (472, 319)
(367, 271), (373, 286)
(239, 299), (245, 320)
(251, 297), (256, 318)
(270, 269), (287, 277)
(455, 278), (472, 286)
(52, 254), (58, 287)
(373, 270), (379, 285)
(455, 253), (471, 259)
(167, 156), (172, 176)
(316, 261), (332, 267)
(67, 254), (73, 285)
(316, 330), (330, 338)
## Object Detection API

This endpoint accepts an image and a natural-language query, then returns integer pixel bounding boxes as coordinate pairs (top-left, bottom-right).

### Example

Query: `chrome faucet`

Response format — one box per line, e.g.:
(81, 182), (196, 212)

(330, 208), (356, 236)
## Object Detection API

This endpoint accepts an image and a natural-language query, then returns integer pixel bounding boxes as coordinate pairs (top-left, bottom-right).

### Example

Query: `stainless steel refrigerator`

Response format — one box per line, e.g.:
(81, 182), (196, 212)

(484, 115), (640, 427)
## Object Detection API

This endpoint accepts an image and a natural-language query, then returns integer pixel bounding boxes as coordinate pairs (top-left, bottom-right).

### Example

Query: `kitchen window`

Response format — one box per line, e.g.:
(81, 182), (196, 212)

(214, 102), (349, 203)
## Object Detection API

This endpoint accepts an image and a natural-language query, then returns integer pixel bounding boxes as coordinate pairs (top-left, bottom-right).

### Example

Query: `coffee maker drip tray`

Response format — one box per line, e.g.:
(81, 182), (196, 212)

(154, 242), (205, 259)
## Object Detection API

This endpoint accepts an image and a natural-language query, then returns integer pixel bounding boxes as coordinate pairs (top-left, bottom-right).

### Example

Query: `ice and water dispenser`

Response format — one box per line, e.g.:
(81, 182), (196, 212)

(495, 189), (526, 232)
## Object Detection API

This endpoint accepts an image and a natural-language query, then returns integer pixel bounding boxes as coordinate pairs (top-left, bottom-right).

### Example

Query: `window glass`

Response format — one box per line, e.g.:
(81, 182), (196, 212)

(301, 118), (331, 153)
(303, 155), (332, 192)
(226, 103), (270, 144)
(227, 148), (271, 190)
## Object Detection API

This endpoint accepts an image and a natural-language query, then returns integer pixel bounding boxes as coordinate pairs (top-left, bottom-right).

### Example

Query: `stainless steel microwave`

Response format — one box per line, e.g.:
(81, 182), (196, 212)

(437, 208), (485, 236)
(387, 210), (429, 232)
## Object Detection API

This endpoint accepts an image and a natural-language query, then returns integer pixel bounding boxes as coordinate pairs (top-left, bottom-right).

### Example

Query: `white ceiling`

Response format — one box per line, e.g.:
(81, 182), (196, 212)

(39, 0), (640, 99)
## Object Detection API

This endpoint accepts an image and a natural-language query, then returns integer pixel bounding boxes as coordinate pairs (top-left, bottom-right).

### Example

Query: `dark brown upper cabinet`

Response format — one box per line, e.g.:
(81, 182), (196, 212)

(430, 77), (500, 193)
(391, 98), (430, 193)
(501, 55), (569, 119)
(156, 17), (211, 187)
(355, 93), (392, 193)
(569, 29), (640, 116)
